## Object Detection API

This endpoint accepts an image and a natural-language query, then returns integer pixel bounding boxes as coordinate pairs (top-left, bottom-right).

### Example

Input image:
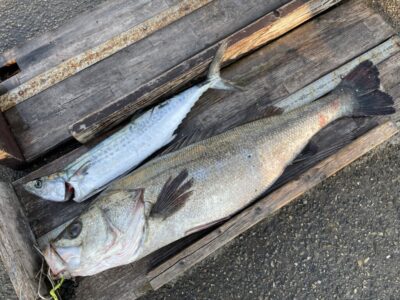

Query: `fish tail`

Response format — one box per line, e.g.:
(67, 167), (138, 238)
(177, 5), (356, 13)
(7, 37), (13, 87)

(338, 60), (395, 117)
(207, 41), (243, 92)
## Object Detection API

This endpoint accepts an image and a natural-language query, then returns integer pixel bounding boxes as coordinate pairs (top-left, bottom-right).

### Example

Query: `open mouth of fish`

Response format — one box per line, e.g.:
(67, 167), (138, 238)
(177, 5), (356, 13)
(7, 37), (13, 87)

(65, 182), (75, 202)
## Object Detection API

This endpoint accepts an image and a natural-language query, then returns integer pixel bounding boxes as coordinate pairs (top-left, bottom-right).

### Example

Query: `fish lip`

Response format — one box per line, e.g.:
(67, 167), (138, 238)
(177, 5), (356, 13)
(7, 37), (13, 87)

(44, 244), (68, 278)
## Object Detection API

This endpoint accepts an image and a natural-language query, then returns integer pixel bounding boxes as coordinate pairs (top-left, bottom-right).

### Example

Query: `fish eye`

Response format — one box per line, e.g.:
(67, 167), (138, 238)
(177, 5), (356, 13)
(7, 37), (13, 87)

(34, 179), (42, 189)
(66, 220), (82, 239)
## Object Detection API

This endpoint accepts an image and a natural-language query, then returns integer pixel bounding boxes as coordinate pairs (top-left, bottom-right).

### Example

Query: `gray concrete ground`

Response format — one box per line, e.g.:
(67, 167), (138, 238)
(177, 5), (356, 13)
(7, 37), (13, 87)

(0, 0), (399, 299)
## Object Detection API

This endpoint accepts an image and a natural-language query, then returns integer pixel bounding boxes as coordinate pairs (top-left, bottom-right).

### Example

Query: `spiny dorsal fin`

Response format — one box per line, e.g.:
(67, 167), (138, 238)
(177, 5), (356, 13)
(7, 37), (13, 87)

(150, 169), (194, 219)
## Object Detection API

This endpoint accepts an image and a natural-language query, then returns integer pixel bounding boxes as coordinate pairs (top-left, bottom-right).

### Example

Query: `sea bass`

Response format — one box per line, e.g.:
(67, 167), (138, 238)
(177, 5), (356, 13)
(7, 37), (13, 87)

(24, 42), (239, 202)
(43, 61), (394, 277)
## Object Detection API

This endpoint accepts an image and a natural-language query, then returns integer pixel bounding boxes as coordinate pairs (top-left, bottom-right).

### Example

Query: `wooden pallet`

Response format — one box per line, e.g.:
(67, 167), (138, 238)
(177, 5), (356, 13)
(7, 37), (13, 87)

(1, 0), (400, 299)
(0, 0), (339, 166)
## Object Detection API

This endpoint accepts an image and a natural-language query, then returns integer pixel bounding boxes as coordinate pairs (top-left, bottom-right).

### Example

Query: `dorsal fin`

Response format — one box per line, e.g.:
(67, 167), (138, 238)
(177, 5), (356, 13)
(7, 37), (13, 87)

(150, 169), (194, 219)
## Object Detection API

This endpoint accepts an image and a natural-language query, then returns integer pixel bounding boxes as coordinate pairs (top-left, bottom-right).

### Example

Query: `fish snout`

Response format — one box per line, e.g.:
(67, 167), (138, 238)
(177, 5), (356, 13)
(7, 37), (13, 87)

(43, 244), (77, 279)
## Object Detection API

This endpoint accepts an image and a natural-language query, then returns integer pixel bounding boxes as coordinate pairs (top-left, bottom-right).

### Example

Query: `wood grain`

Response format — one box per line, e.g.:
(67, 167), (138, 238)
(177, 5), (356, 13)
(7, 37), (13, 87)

(12, 0), (397, 238)
(0, 182), (44, 300)
(5, 1), (400, 298)
(0, 111), (24, 167)
(0, 0), (214, 111)
(71, 0), (343, 143)
(0, 0), (172, 92)
(148, 121), (398, 290)
(3, 0), (291, 161)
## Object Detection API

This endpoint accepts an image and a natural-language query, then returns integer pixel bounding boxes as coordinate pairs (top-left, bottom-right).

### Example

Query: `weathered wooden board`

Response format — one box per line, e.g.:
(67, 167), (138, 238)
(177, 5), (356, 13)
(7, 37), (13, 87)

(0, 0), (215, 111)
(70, 0), (343, 143)
(147, 121), (398, 291)
(4, 0), (291, 161)
(0, 182), (44, 300)
(0, 0), (185, 90)
(0, 112), (24, 167)
(12, 0), (397, 238)
(5, 1), (400, 299)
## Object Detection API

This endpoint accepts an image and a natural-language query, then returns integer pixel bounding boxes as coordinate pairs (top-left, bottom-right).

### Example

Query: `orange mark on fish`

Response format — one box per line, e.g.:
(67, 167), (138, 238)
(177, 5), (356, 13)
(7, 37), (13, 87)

(319, 114), (328, 127)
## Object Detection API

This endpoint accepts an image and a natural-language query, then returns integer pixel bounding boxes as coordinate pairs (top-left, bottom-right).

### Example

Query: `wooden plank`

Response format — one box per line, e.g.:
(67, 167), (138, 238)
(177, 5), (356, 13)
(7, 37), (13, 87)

(8, 3), (400, 297)
(2, 0), (290, 161)
(0, 111), (24, 168)
(0, 182), (44, 300)
(70, 0), (343, 143)
(0, 0), (214, 111)
(12, 0), (397, 239)
(5, 0), (392, 163)
(276, 36), (400, 112)
(148, 121), (399, 290)
(0, 0), (172, 87)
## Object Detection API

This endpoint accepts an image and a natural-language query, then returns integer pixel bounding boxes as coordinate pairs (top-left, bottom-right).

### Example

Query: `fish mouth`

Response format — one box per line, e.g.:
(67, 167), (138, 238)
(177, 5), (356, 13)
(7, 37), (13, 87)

(44, 244), (68, 278)
(65, 182), (75, 201)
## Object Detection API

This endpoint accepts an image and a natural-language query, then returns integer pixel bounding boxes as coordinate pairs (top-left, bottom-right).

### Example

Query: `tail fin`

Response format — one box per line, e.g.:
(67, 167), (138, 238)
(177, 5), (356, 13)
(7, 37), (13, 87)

(339, 60), (395, 116)
(207, 41), (244, 92)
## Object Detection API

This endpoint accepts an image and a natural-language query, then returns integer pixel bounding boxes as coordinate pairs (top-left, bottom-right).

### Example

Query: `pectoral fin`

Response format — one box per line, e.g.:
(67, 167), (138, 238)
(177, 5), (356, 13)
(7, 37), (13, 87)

(70, 161), (91, 178)
(150, 169), (194, 219)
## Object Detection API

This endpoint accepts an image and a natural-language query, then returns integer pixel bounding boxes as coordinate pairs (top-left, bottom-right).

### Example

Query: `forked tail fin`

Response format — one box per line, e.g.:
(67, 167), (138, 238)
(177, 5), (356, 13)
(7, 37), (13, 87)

(206, 41), (244, 92)
(338, 60), (395, 116)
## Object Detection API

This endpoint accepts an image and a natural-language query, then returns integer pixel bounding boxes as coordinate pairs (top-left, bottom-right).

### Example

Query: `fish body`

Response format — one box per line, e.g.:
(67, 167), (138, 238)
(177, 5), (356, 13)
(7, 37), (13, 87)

(44, 61), (394, 277)
(24, 42), (238, 202)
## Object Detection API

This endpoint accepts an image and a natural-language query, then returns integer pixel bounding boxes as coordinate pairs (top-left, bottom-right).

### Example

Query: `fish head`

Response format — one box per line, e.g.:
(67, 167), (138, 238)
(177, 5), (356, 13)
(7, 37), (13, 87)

(43, 188), (146, 277)
(23, 173), (70, 202)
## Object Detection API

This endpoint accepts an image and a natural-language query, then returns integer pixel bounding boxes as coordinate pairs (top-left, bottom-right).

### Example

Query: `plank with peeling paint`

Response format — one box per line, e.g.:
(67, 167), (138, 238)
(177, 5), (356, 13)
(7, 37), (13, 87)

(12, 0), (397, 238)
(70, 0), (343, 143)
(3, 1), (400, 299)
(0, 0), (215, 111)
(3, 0), (303, 161)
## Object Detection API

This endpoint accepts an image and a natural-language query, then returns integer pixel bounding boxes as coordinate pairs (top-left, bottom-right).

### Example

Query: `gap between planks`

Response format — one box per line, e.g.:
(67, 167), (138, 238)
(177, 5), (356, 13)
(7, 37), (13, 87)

(70, 0), (343, 143)
(147, 121), (398, 290)
(0, 0), (214, 112)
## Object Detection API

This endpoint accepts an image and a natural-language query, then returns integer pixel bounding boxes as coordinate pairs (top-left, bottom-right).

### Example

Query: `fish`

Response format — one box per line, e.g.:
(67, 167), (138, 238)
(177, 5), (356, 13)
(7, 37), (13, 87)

(23, 41), (240, 203)
(43, 61), (394, 277)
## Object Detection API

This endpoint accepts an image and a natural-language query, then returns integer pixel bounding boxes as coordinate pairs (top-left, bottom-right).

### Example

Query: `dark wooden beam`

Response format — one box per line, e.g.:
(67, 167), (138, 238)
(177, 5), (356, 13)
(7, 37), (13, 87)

(0, 111), (24, 168)
(70, 0), (343, 143)
(148, 121), (398, 291)
(0, 182), (45, 300)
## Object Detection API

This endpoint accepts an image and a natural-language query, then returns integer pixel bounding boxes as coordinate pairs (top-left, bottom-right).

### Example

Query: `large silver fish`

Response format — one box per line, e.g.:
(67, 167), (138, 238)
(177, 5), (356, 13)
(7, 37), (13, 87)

(23, 42), (238, 202)
(43, 61), (394, 277)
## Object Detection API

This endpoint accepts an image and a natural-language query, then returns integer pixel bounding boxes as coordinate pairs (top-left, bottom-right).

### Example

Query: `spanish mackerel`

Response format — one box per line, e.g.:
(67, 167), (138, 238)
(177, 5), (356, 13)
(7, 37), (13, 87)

(24, 42), (238, 202)
(43, 61), (394, 277)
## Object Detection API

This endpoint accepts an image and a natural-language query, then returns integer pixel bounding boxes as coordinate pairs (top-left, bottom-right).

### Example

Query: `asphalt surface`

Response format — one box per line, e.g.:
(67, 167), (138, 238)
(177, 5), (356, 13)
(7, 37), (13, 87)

(0, 0), (399, 299)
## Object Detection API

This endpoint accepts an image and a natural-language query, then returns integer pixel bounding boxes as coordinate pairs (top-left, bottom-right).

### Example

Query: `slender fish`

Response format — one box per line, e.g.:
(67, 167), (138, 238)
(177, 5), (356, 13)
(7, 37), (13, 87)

(23, 42), (239, 202)
(43, 61), (394, 277)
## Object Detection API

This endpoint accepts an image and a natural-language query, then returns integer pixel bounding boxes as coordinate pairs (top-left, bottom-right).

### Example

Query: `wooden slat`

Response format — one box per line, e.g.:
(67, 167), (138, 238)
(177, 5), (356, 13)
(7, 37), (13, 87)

(276, 36), (400, 112)
(12, 0), (397, 238)
(5, 0), (292, 161)
(70, 0), (343, 143)
(0, 0), (214, 111)
(0, 0), (176, 89)
(7, 2), (400, 298)
(148, 121), (399, 290)
(0, 111), (24, 167)
(0, 182), (44, 300)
